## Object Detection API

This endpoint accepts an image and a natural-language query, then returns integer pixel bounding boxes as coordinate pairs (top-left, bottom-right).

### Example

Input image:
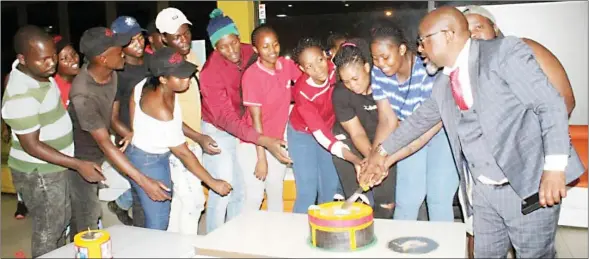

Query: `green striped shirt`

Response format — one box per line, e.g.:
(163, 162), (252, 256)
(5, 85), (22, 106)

(1, 61), (74, 173)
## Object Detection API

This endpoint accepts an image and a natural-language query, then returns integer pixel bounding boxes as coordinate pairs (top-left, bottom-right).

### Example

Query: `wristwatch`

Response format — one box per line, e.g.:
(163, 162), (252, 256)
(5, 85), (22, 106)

(376, 143), (389, 157)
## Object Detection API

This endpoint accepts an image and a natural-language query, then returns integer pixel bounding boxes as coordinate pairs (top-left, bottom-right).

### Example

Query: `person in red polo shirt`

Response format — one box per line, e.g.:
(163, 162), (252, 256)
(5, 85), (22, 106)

(288, 37), (362, 214)
(200, 9), (291, 233)
(239, 25), (302, 213)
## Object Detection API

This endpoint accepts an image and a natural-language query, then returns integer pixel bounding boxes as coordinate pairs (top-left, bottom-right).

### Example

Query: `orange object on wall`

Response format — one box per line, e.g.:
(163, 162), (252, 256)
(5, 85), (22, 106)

(568, 125), (588, 188)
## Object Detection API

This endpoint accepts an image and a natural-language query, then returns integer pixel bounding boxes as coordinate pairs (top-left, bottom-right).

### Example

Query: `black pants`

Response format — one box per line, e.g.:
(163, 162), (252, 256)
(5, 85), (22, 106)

(332, 147), (396, 219)
(68, 160), (102, 241)
(12, 169), (70, 258)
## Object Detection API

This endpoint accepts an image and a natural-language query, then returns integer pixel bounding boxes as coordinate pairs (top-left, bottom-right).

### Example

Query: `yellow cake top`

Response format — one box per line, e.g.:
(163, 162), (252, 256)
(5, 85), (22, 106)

(308, 201), (373, 220)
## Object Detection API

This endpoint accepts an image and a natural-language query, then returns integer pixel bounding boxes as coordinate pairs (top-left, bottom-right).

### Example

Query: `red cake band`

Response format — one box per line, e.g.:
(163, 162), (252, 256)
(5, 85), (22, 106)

(308, 214), (373, 228)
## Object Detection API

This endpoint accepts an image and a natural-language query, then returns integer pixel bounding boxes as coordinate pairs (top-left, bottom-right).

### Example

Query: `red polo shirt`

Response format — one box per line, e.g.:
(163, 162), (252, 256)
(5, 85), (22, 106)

(242, 57), (302, 140)
(200, 43), (259, 143)
(53, 74), (71, 108)
(289, 61), (339, 151)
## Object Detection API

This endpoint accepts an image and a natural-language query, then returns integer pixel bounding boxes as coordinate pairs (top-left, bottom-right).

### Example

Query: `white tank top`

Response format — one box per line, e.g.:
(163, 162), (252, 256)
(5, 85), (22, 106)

(131, 78), (186, 154)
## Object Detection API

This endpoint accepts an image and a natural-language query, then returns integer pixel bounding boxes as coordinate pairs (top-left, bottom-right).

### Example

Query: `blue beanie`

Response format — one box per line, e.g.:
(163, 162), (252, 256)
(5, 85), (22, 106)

(207, 9), (240, 47)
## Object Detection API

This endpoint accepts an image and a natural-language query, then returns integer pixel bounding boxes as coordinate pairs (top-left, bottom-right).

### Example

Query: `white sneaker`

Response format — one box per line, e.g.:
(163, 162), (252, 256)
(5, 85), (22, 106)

(333, 193), (345, 201)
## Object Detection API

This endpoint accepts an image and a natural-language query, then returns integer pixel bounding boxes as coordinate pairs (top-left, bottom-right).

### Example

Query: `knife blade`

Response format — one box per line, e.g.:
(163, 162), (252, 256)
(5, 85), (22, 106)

(341, 185), (369, 210)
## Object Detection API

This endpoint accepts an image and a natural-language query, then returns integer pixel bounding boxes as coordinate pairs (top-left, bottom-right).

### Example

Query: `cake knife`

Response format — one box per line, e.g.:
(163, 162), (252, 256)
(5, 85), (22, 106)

(341, 184), (370, 210)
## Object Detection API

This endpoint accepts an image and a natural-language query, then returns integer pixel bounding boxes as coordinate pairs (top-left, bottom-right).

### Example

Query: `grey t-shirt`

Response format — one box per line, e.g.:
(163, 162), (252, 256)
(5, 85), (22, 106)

(68, 63), (117, 162)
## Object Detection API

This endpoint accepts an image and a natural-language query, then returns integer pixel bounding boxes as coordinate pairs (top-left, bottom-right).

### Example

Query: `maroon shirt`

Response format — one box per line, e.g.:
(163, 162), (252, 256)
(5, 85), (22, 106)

(200, 43), (259, 143)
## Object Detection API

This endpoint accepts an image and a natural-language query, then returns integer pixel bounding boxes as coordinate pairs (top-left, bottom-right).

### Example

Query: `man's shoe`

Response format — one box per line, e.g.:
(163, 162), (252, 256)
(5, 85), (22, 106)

(107, 201), (133, 225)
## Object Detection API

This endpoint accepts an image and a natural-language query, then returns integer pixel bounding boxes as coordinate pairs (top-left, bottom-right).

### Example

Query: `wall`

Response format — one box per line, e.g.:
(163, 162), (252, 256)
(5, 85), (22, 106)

(458, 1), (588, 125)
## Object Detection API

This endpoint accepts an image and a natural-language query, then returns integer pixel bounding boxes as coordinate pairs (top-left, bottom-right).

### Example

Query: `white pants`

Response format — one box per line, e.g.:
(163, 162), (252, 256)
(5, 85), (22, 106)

(167, 143), (205, 235)
(237, 142), (287, 212)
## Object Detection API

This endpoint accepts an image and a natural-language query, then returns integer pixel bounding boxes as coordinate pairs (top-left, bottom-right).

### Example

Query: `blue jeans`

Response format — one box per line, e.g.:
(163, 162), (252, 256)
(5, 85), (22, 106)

(202, 121), (245, 234)
(115, 189), (133, 211)
(287, 124), (340, 213)
(125, 144), (172, 230)
(394, 128), (459, 221)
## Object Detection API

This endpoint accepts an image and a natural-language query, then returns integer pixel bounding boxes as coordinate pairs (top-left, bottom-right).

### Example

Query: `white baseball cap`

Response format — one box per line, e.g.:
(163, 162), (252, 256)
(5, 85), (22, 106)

(462, 5), (496, 24)
(155, 7), (193, 34)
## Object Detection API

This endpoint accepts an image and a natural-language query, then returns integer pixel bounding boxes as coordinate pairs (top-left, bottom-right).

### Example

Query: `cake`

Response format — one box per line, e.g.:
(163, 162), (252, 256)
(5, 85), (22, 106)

(308, 201), (375, 251)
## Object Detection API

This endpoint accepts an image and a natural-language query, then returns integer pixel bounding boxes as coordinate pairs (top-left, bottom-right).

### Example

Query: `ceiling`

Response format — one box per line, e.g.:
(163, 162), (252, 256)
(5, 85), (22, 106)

(262, 1), (429, 18)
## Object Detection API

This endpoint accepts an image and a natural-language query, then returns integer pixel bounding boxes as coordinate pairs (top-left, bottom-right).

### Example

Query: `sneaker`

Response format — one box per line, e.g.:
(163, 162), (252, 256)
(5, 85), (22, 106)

(333, 193), (345, 201)
(107, 201), (133, 226)
(14, 201), (28, 220)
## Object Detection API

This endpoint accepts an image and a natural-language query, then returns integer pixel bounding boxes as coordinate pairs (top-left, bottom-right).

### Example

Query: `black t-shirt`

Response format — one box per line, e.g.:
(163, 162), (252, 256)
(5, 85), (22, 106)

(115, 62), (149, 136)
(68, 64), (118, 162)
(332, 83), (379, 144)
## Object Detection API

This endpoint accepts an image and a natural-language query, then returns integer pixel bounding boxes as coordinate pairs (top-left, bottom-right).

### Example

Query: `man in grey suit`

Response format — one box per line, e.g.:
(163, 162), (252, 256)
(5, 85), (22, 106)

(360, 7), (585, 258)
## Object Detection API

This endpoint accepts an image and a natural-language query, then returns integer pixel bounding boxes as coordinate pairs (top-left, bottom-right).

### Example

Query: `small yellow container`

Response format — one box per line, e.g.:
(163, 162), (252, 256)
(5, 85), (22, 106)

(73, 229), (112, 258)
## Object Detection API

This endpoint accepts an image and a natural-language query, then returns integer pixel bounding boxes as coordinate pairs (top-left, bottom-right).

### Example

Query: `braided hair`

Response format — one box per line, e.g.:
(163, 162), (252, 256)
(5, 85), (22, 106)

(327, 32), (347, 50)
(292, 37), (323, 65)
(333, 38), (372, 70)
(371, 22), (416, 53)
(251, 24), (277, 47)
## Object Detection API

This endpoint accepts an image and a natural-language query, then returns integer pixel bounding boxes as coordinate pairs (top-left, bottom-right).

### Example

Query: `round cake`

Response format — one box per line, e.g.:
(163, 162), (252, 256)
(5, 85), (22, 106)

(308, 201), (375, 251)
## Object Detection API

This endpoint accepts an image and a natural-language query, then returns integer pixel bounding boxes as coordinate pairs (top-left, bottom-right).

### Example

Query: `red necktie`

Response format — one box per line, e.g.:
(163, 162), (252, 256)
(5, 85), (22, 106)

(449, 68), (469, 110)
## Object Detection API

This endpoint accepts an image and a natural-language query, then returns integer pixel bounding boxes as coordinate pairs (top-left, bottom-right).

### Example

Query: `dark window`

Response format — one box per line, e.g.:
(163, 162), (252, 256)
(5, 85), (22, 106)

(116, 1), (157, 28)
(1, 5), (19, 80)
(68, 1), (107, 58)
(263, 2), (428, 57)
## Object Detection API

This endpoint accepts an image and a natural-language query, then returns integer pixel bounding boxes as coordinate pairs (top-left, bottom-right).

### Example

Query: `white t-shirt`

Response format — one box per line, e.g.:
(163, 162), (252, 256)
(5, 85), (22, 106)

(131, 78), (186, 154)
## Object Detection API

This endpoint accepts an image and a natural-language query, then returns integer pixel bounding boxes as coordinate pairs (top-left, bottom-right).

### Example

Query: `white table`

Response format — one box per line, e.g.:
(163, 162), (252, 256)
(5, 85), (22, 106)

(40, 225), (209, 258)
(195, 211), (466, 258)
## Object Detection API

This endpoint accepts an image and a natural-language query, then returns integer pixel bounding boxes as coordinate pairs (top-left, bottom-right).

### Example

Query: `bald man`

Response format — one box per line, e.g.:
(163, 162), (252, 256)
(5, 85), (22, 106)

(463, 5), (576, 116)
(362, 6), (584, 258)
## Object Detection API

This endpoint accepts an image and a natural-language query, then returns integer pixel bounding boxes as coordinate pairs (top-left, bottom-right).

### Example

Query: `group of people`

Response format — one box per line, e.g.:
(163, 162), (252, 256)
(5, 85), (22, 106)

(1, 4), (583, 259)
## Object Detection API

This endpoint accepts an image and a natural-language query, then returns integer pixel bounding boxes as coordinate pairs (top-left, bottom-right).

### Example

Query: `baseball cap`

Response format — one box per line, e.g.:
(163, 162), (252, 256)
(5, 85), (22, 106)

(156, 7), (192, 35)
(462, 5), (496, 24)
(146, 20), (159, 35)
(111, 16), (146, 37)
(149, 47), (196, 78)
(79, 27), (130, 58)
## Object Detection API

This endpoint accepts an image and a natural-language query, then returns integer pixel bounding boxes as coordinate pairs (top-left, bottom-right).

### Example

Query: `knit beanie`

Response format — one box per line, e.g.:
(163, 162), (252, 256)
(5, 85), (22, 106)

(207, 9), (240, 47)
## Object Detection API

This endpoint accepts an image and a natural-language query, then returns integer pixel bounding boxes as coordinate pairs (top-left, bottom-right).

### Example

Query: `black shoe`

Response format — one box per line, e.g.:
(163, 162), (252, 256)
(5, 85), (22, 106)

(107, 201), (133, 226)
(14, 201), (28, 219)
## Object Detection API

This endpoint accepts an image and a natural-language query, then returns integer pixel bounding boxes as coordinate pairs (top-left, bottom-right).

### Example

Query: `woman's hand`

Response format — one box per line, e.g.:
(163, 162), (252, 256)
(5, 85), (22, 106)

(254, 158), (269, 181)
(118, 132), (133, 152)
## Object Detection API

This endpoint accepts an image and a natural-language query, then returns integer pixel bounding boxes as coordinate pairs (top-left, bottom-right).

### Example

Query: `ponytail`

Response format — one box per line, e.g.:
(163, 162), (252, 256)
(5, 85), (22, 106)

(238, 52), (260, 116)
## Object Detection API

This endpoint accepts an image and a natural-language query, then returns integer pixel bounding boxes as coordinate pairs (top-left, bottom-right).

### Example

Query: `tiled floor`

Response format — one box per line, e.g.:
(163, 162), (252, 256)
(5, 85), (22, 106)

(1, 193), (587, 258)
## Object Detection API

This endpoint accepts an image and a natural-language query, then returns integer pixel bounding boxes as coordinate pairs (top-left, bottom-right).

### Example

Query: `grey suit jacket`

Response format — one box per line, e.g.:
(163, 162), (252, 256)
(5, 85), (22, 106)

(382, 36), (584, 202)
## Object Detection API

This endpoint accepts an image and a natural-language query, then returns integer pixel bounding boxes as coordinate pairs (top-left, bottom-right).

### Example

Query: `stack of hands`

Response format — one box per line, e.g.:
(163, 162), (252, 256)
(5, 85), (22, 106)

(353, 147), (392, 189)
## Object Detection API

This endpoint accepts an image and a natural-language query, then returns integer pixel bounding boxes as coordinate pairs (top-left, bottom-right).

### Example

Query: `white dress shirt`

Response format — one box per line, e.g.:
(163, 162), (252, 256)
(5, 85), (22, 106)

(443, 39), (568, 185)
